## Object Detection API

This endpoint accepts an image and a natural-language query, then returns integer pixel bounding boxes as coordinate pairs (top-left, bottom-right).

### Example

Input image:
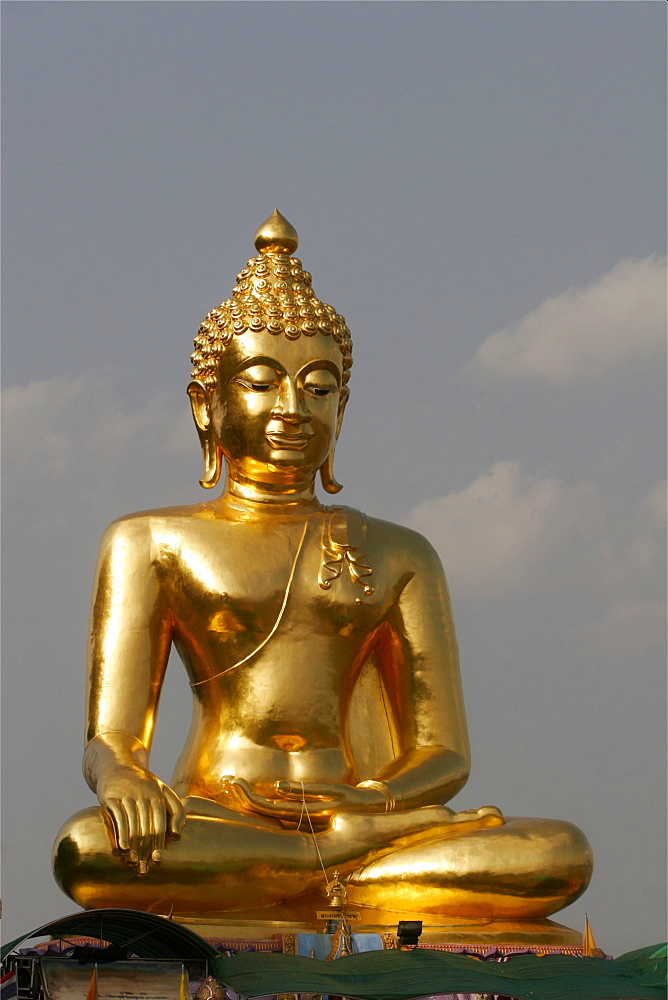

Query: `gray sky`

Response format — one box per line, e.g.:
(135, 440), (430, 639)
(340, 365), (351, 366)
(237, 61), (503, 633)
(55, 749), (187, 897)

(2, 1), (665, 956)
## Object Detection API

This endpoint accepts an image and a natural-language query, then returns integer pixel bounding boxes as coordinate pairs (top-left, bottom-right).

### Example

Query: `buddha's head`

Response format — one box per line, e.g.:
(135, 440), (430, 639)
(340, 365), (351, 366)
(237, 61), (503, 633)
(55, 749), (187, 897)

(188, 211), (352, 494)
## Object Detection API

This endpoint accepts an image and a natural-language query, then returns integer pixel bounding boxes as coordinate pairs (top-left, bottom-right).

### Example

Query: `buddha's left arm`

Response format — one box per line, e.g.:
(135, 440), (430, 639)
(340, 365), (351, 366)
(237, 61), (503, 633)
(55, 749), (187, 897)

(370, 530), (471, 809)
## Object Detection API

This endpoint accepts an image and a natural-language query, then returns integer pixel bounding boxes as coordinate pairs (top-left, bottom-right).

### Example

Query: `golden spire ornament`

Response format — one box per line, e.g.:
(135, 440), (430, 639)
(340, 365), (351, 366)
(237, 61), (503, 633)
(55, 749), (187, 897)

(195, 976), (225, 999)
(582, 913), (599, 956)
(254, 208), (299, 255)
(326, 870), (348, 909)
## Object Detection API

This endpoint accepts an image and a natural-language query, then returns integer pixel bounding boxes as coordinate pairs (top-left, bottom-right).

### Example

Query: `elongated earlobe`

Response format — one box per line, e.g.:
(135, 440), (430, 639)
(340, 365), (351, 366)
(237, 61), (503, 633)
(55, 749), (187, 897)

(200, 438), (223, 489)
(320, 450), (343, 494)
(188, 379), (223, 490)
(320, 392), (347, 494)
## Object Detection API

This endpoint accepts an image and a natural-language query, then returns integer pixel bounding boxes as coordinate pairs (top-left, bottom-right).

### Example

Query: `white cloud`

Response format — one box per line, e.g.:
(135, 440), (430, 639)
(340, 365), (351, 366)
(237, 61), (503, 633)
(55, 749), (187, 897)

(471, 255), (667, 379)
(406, 464), (665, 604)
(406, 461), (602, 597)
(587, 597), (666, 658)
(3, 374), (192, 465)
(2, 374), (194, 518)
(2, 376), (83, 477)
(640, 479), (667, 528)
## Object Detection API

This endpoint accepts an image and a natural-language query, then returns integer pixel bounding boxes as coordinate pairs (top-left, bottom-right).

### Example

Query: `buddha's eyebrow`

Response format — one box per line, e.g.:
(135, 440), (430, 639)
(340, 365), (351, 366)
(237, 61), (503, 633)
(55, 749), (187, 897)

(230, 356), (341, 384)
(298, 360), (341, 384)
(230, 356), (285, 378)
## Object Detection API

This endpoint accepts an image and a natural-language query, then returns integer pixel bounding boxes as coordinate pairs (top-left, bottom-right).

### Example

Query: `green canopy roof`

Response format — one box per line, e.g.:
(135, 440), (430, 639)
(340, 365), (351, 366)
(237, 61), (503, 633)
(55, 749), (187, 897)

(1, 908), (218, 963)
(210, 944), (667, 1000)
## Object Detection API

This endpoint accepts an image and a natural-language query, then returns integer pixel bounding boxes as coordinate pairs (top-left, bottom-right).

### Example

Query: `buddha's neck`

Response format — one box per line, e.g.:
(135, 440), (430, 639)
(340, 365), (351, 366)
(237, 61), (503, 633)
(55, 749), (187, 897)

(222, 470), (321, 514)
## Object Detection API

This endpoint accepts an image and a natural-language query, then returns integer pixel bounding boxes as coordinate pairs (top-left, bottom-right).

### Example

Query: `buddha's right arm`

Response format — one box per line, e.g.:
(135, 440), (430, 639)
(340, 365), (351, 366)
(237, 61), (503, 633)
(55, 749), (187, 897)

(83, 517), (185, 869)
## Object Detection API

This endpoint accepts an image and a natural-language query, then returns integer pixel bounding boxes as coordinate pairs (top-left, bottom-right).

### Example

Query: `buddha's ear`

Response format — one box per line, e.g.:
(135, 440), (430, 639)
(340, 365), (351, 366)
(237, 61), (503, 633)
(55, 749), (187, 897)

(187, 380), (223, 489)
(319, 450), (342, 494)
(335, 387), (349, 440)
(320, 389), (348, 495)
(187, 380), (211, 431)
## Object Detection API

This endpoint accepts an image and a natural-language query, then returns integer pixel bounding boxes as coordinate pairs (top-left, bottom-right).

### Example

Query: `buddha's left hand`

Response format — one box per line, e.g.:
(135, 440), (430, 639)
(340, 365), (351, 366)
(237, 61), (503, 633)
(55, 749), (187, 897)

(221, 777), (388, 820)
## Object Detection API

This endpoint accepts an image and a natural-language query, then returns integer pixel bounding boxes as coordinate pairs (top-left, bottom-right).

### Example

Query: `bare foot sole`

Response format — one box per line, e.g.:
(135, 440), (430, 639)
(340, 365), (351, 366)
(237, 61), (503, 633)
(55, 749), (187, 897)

(453, 805), (504, 826)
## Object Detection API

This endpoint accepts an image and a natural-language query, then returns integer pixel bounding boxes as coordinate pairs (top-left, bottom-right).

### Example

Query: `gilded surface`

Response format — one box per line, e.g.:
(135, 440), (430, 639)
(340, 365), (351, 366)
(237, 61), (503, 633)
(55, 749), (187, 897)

(53, 211), (592, 933)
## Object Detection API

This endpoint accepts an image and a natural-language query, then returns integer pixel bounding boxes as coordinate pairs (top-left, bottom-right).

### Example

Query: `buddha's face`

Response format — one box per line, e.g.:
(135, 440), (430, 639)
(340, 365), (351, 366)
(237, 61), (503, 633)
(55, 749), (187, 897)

(205, 329), (344, 487)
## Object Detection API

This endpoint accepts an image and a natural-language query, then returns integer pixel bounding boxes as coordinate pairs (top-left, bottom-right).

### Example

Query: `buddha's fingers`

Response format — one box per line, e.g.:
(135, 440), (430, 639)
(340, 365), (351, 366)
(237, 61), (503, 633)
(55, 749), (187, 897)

(101, 797), (148, 873)
(163, 785), (186, 838)
(104, 798), (130, 852)
(274, 779), (389, 814)
(135, 798), (152, 875)
(222, 775), (331, 820)
(123, 799), (141, 866)
(150, 797), (166, 863)
(275, 781), (334, 800)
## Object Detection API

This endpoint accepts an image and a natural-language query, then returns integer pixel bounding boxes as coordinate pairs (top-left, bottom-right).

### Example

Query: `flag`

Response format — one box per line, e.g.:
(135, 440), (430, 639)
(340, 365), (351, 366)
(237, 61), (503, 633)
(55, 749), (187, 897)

(179, 963), (190, 1000)
(0, 969), (18, 1000)
(84, 965), (98, 1000)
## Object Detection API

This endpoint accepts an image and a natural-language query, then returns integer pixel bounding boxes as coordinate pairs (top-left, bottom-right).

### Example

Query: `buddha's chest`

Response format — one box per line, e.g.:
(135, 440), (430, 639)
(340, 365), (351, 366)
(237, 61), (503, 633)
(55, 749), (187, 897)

(155, 515), (385, 643)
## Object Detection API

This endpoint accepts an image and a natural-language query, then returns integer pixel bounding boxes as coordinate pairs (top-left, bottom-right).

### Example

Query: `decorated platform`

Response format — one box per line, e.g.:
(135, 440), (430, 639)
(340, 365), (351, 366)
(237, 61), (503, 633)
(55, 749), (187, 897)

(2, 910), (666, 1000)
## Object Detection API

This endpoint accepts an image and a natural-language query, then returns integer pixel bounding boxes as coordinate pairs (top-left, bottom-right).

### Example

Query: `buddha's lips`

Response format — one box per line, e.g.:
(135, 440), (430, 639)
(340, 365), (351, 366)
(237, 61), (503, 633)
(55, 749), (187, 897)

(266, 433), (313, 450)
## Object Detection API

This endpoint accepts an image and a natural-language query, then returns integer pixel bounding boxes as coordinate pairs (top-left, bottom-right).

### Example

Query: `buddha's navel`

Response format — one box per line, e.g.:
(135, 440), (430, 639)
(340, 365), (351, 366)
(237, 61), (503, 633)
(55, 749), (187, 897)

(272, 734), (308, 752)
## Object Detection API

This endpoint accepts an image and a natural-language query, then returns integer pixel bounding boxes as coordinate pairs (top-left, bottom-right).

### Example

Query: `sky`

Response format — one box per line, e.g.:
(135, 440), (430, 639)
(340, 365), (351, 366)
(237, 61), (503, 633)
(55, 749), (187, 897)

(2, 1), (666, 956)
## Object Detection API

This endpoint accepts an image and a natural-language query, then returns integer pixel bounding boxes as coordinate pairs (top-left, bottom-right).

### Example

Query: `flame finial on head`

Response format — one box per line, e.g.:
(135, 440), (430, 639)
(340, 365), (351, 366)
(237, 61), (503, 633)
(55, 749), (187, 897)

(254, 208), (299, 255)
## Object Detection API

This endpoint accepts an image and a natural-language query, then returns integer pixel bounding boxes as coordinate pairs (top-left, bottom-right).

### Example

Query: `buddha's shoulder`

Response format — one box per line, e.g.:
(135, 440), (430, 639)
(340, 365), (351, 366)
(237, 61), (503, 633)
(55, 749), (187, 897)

(354, 509), (442, 570)
(98, 501), (224, 545)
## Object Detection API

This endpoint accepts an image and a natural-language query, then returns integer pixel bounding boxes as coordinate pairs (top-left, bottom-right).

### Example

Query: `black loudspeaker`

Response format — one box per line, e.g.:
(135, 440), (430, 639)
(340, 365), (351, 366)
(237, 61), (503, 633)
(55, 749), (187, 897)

(396, 920), (423, 948)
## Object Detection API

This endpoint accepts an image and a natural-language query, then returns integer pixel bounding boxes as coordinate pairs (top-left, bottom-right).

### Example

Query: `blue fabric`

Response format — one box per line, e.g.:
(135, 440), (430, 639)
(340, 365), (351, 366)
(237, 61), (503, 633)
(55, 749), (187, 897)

(295, 932), (385, 958)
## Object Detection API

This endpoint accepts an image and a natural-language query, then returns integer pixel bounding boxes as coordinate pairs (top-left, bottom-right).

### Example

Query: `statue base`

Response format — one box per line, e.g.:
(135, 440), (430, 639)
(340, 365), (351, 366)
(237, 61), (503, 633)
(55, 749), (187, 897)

(172, 912), (582, 947)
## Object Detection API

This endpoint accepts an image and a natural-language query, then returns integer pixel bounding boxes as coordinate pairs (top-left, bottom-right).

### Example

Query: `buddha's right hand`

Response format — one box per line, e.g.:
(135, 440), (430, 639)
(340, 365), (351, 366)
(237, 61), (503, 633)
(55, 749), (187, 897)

(83, 733), (186, 874)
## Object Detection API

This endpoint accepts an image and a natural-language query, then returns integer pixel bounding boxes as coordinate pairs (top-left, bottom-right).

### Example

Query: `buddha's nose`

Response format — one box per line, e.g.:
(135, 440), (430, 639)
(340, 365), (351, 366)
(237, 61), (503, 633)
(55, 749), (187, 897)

(273, 377), (311, 423)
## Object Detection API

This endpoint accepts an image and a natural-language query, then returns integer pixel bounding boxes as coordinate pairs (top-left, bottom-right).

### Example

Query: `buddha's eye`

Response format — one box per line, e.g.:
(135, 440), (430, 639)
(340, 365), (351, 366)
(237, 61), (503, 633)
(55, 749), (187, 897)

(232, 377), (275, 392)
(303, 373), (338, 398)
(306, 385), (333, 397)
(232, 365), (279, 392)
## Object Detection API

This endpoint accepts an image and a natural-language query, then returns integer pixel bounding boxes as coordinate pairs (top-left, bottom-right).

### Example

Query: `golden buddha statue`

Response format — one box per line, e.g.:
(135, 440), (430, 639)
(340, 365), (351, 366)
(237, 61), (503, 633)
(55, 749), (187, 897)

(53, 211), (592, 943)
